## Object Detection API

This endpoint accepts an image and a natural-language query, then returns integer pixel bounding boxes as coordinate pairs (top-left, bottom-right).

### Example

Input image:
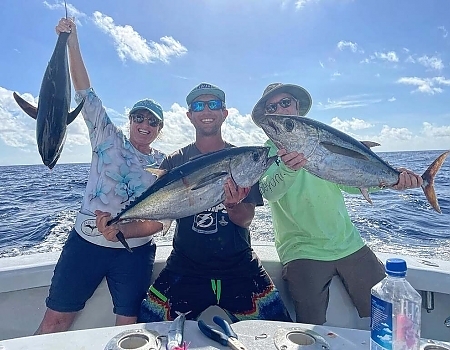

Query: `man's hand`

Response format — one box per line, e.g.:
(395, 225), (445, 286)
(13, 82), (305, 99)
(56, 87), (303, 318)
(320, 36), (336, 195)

(392, 168), (423, 190)
(278, 149), (307, 171)
(223, 178), (250, 209)
(95, 210), (119, 242)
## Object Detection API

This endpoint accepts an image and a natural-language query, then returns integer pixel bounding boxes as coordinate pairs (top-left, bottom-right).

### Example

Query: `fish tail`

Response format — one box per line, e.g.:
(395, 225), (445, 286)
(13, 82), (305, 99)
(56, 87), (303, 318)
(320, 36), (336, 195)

(172, 342), (189, 350)
(421, 151), (449, 213)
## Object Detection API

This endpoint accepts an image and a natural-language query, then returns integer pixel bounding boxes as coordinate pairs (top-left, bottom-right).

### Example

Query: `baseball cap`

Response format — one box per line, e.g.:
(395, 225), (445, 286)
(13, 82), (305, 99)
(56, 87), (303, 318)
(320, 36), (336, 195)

(129, 98), (164, 122)
(186, 82), (226, 106)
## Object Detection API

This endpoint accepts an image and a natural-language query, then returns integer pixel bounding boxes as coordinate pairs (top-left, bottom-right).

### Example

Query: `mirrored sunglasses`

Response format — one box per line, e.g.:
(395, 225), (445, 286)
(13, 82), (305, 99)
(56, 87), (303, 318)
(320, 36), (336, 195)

(265, 97), (294, 114)
(130, 113), (161, 127)
(190, 99), (224, 112)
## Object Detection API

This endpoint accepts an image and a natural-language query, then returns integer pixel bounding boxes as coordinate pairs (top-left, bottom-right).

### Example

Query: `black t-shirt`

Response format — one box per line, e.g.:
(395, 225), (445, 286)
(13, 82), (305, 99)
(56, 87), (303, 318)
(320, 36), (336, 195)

(160, 142), (264, 278)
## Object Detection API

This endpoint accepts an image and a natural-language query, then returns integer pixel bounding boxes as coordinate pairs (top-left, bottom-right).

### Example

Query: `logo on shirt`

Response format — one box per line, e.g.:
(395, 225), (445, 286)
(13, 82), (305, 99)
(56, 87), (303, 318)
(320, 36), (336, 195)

(80, 219), (100, 237)
(192, 204), (229, 234)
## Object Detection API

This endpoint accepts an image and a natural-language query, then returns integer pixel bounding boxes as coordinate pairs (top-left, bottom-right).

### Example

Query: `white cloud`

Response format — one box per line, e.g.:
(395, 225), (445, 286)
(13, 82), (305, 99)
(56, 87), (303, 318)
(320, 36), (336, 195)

(43, 1), (87, 24)
(405, 55), (415, 64)
(388, 97), (396, 102)
(374, 51), (399, 62)
(337, 40), (363, 53)
(92, 11), (187, 64)
(406, 54), (445, 70)
(330, 117), (374, 132)
(422, 122), (450, 138)
(319, 61), (324, 68)
(317, 95), (383, 110)
(380, 125), (413, 141)
(438, 26), (448, 38)
(295, 0), (315, 9)
(417, 55), (444, 70)
(397, 76), (450, 94)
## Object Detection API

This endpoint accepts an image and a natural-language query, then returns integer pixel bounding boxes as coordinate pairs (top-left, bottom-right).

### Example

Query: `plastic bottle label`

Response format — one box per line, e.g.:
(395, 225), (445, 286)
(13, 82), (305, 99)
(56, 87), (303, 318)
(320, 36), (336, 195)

(371, 295), (393, 350)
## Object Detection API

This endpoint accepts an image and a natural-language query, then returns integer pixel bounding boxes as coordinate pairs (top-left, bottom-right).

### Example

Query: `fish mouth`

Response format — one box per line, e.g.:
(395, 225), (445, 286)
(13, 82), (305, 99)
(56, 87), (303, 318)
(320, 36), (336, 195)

(262, 118), (280, 135)
(267, 155), (278, 166)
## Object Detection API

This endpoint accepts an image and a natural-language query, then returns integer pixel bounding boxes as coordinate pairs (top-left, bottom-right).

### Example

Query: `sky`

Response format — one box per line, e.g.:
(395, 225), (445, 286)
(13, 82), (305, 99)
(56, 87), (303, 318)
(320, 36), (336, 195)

(1, 0), (450, 166)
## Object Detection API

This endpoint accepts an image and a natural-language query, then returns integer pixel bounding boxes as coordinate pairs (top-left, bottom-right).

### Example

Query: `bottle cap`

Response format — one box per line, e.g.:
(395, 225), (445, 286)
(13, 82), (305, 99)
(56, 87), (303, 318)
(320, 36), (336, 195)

(385, 258), (407, 277)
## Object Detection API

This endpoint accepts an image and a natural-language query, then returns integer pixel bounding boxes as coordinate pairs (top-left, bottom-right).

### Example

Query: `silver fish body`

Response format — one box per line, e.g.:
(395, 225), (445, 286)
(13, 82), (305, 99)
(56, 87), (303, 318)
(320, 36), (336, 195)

(259, 114), (448, 212)
(13, 32), (84, 169)
(110, 146), (275, 224)
(167, 311), (191, 350)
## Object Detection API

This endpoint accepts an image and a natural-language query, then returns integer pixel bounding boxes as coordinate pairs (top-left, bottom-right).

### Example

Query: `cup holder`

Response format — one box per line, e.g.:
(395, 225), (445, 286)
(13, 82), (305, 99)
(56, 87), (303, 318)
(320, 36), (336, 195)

(274, 328), (330, 349)
(286, 332), (315, 345)
(118, 333), (151, 349)
(104, 329), (160, 350)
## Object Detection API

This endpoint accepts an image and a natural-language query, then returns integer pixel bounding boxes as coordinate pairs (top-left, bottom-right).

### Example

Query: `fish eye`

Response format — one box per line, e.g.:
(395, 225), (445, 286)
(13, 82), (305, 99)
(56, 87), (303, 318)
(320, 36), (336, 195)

(284, 119), (295, 132)
(252, 152), (260, 162)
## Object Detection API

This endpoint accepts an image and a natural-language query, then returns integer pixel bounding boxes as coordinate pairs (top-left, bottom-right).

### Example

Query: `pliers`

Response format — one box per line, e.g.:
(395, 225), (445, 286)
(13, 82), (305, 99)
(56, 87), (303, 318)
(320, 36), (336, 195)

(198, 316), (248, 350)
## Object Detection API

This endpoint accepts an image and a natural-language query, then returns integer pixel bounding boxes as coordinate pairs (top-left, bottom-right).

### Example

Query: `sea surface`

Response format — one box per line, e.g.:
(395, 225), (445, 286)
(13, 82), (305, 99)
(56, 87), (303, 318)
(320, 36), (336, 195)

(1, 150), (449, 261)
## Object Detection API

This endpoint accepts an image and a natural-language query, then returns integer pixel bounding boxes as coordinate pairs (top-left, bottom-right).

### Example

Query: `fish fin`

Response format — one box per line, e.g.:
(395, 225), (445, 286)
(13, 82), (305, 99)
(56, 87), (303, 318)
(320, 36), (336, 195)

(360, 141), (381, 148)
(47, 155), (60, 170)
(145, 167), (167, 178)
(360, 188), (372, 204)
(67, 97), (85, 125)
(320, 141), (369, 160)
(421, 150), (449, 213)
(161, 220), (173, 235)
(13, 92), (38, 119)
(191, 171), (229, 191)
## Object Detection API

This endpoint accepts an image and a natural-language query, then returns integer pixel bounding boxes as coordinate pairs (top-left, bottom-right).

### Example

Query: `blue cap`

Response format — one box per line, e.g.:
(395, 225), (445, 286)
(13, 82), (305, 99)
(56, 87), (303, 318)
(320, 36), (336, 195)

(385, 258), (407, 277)
(186, 82), (226, 106)
(129, 98), (164, 122)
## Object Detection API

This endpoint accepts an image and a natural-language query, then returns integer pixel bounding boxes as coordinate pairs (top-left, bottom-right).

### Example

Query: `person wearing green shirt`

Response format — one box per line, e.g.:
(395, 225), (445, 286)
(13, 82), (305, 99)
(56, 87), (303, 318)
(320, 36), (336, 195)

(251, 82), (423, 325)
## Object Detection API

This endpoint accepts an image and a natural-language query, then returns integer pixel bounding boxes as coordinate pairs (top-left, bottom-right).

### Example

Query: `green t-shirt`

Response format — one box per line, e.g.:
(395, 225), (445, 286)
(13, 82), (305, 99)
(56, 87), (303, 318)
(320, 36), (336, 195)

(259, 139), (366, 264)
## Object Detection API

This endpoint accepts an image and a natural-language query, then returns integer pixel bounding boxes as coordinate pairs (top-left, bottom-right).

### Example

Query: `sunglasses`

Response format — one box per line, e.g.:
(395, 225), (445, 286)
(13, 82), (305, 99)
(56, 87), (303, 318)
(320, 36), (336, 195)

(190, 99), (224, 112)
(265, 97), (295, 114)
(130, 113), (161, 127)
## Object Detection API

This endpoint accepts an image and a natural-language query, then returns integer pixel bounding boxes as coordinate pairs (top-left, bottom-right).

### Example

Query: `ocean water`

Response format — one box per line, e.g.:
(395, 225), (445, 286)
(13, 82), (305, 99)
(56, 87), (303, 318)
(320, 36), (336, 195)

(0, 150), (449, 260)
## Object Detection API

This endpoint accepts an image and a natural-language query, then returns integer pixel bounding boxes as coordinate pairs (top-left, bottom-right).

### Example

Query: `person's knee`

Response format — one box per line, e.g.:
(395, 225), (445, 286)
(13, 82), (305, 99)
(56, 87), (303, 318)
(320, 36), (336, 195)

(35, 309), (77, 334)
(116, 315), (137, 326)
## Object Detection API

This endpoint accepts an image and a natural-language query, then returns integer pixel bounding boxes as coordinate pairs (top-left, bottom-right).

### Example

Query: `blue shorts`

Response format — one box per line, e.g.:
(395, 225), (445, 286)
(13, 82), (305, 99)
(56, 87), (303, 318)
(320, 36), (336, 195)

(138, 268), (292, 323)
(46, 229), (156, 317)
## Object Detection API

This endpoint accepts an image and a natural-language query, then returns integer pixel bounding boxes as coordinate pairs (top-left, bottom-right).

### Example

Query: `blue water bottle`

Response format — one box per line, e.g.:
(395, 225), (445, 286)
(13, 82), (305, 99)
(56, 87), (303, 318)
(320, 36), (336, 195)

(370, 258), (421, 350)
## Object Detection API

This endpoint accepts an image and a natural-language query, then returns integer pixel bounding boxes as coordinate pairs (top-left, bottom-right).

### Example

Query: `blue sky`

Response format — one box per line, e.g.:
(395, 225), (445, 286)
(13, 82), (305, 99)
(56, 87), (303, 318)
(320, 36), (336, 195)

(1, 0), (449, 166)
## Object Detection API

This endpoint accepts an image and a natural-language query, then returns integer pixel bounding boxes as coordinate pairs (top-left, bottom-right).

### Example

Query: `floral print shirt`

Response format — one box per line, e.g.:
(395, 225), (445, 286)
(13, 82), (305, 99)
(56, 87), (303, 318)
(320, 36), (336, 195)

(74, 88), (165, 248)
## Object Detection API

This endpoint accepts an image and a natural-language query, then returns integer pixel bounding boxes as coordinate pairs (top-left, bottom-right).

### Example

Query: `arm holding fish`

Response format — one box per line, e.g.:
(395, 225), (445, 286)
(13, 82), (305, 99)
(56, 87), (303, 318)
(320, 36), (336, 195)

(57, 18), (120, 149)
(95, 210), (163, 242)
(392, 168), (423, 190)
(223, 178), (255, 228)
(56, 18), (90, 90)
(337, 168), (422, 194)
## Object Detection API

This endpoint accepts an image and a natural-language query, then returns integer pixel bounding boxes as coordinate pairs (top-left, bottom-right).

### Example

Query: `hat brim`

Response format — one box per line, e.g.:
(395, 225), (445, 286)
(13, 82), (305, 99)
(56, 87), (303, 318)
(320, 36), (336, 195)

(129, 107), (163, 121)
(251, 84), (312, 126)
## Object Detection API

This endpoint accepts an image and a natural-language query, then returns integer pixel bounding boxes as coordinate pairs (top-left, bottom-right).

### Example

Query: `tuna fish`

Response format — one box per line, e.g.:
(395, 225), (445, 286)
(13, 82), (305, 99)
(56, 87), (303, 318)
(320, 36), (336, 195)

(13, 22), (84, 169)
(258, 113), (449, 213)
(166, 311), (190, 350)
(108, 146), (276, 227)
